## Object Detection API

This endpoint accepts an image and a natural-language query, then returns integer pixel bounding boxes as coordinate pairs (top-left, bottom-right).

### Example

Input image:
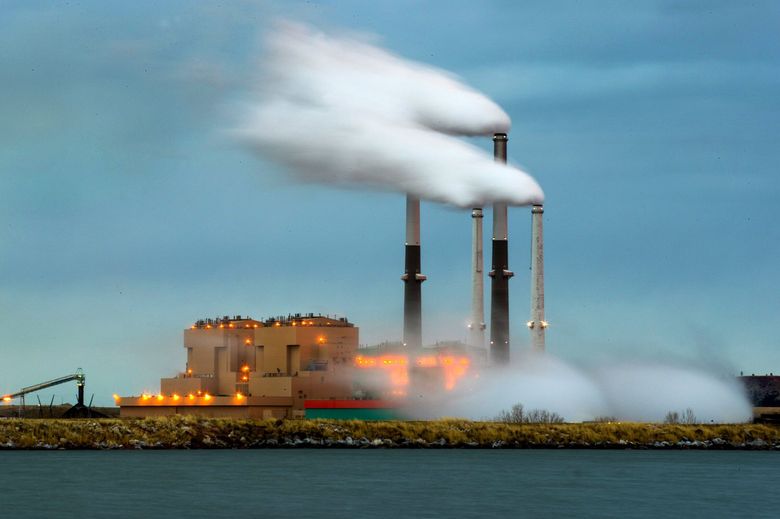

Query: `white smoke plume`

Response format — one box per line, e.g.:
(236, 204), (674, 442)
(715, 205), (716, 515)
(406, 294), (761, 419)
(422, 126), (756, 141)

(234, 22), (544, 208)
(415, 353), (753, 423)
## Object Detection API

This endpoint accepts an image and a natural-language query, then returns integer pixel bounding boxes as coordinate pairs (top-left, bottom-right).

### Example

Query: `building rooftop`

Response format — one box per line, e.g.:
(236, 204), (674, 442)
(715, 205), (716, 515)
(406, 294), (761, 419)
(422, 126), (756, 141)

(190, 313), (353, 330)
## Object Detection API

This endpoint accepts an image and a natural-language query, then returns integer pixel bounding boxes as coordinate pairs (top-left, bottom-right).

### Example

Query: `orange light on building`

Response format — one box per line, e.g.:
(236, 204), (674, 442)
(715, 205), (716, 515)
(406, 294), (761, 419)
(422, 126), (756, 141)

(390, 366), (409, 387)
(172, 394), (180, 401)
(187, 394), (195, 400)
(317, 336), (326, 344)
(219, 324), (225, 329)
(112, 394), (121, 402)
(3, 396), (12, 402)
(228, 323), (235, 328)
(187, 368), (193, 375)
(244, 324), (250, 328)
(380, 355), (407, 366)
(441, 356), (470, 390)
(355, 353), (471, 392)
(355, 355), (410, 388)
(244, 338), (252, 345)
(275, 322), (281, 327)
(292, 321), (297, 326)
(241, 365), (250, 373)
(354, 355), (377, 367)
(156, 394), (164, 401)
(205, 324), (212, 329)
(203, 393), (212, 401)
(191, 325), (196, 330)
(415, 355), (438, 368)
(141, 393), (151, 401)
(241, 375), (249, 382)
(253, 324), (259, 328)
(235, 392), (244, 400)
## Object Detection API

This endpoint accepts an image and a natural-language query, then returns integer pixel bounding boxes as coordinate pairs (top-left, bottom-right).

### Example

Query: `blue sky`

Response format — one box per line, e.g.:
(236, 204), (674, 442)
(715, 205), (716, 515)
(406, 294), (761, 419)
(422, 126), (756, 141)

(1, 1), (778, 404)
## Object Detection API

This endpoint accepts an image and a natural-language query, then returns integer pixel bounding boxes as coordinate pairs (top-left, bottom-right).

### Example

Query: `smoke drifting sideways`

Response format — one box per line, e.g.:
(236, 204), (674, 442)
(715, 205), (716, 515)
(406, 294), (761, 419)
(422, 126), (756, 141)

(410, 353), (753, 423)
(233, 22), (544, 208)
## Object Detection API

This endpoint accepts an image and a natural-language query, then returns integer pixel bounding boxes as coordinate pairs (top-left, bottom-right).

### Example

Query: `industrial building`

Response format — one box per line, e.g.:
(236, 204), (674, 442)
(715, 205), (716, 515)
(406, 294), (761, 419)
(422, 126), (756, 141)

(118, 314), (478, 419)
(739, 375), (780, 423)
(119, 314), (360, 418)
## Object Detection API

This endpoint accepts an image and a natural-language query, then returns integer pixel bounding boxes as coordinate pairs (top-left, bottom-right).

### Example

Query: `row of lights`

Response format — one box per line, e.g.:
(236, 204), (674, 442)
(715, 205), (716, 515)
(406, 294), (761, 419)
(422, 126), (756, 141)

(281, 320), (329, 327)
(192, 320), (330, 330)
(292, 320), (316, 326)
(355, 355), (408, 368)
(193, 323), (261, 330)
(116, 392), (246, 403)
(416, 355), (470, 368)
(355, 354), (470, 369)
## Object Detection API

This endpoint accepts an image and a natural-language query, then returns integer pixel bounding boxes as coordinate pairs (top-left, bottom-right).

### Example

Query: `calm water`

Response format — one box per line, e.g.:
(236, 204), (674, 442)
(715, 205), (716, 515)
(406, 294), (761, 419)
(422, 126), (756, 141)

(1, 450), (778, 518)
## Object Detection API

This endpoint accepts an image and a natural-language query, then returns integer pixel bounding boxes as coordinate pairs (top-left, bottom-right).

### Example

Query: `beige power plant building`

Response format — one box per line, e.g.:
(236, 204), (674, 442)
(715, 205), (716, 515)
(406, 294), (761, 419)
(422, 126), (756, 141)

(118, 314), (358, 418)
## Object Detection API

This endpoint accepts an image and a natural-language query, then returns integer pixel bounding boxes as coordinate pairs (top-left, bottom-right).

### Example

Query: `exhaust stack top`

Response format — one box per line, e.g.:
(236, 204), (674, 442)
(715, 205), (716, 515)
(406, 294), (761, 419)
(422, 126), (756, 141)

(492, 134), (508, 240)
(405, 195), (421, 246)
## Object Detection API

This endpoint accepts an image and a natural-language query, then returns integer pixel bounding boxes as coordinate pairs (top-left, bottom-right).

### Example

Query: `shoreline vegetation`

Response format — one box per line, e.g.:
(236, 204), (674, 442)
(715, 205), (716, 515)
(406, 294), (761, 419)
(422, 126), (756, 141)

(0, 417), (778, 450)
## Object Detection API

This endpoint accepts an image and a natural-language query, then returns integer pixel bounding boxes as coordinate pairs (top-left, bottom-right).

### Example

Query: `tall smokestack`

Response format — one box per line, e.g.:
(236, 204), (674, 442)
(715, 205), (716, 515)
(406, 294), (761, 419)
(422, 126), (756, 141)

(402, 194), (425, 349)
(490, 133), (513, 364)
(468, 207), (486, 348)
(528, 204), (546, 351)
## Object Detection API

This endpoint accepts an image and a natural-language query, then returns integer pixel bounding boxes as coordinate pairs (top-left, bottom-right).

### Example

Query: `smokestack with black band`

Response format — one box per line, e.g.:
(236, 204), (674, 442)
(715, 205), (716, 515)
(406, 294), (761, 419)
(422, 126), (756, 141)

(402, 194), (426, 349)
(490, 133), (513, 364)
(468, 207), (486, 348)
(528, 204), (546, 351)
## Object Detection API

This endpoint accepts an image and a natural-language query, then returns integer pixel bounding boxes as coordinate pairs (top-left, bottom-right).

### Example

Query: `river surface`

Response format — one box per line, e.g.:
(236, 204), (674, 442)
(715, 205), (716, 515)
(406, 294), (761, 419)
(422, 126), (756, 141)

(1, 450), (777, 518)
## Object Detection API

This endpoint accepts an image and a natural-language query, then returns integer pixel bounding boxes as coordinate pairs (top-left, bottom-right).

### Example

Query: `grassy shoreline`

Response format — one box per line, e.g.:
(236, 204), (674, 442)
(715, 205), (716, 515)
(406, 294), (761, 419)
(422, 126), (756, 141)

(1, 417), (778, 450)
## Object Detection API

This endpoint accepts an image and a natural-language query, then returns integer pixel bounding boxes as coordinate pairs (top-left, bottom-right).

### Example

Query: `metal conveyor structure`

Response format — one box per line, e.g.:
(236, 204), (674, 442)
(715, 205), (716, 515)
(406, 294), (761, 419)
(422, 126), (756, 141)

(1, 368), (102, 417)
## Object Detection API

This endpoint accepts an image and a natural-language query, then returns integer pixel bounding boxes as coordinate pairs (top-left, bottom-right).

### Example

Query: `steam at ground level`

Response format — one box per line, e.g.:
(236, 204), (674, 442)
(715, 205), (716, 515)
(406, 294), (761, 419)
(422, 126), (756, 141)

(402, 353), (752, 423)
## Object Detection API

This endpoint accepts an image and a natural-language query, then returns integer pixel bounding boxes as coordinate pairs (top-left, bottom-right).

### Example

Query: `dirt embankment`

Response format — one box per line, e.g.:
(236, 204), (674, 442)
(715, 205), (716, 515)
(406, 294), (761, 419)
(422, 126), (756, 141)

(1, 417), (779, 450)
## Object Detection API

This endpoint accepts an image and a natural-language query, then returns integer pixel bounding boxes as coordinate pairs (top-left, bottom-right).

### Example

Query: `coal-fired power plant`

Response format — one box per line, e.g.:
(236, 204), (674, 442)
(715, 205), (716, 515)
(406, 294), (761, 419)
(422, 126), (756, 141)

(116, 122), (548, 419)
(402, 194), (426, 349)
(490, 133), (513, 365)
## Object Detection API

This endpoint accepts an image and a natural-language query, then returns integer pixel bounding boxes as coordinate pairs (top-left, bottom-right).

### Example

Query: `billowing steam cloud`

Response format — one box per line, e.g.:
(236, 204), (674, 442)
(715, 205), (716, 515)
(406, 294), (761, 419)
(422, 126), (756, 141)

(417, 354), (753, 423)
(234, 22), (544, 208)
